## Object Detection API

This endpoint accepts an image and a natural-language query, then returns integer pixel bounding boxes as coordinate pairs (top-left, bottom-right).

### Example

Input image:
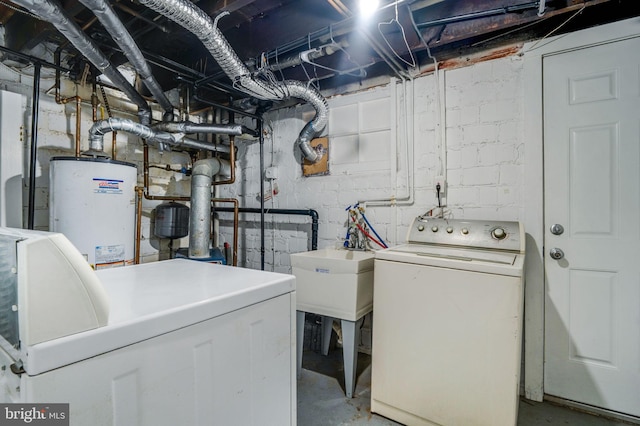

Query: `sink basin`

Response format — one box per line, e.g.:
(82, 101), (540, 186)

(290, 248), (375, 321)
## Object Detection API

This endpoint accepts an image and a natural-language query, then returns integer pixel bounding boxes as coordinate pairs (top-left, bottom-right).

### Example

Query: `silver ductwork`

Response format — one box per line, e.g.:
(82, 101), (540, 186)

(152, 121), (243, 135)
(139, 0), (329, 163)
(78, 0), (175, 121)
(88, 118), (233, 155)
(188, 158), (223, 258)
(12, 0), (151, 124)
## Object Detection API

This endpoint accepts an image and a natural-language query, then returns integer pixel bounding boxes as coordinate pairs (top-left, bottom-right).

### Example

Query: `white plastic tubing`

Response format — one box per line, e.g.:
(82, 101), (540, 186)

(359, 77), (416, 208)
(139, 0), (329, 163)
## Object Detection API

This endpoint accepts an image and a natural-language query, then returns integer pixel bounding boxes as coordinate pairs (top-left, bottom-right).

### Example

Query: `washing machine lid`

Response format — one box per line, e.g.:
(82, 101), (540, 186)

(22, 259), (295, 375)
(375, 244), (524, 276)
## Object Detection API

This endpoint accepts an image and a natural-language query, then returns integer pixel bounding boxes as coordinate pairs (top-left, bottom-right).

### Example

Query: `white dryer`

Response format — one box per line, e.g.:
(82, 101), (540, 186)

(371, 217), (525, 426)
(0, 228), (296, 426)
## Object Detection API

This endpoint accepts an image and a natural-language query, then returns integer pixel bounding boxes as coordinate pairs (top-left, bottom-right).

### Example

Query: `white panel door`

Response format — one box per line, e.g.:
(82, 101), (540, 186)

(543, 37), (640, 417)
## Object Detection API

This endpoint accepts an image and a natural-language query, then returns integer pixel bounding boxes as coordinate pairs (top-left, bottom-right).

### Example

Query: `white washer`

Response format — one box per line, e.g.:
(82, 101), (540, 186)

(371, 217), (525, 426)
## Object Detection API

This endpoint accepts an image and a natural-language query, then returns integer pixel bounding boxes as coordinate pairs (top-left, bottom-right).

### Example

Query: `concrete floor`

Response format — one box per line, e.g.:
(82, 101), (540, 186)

(297, 350), (631, 426)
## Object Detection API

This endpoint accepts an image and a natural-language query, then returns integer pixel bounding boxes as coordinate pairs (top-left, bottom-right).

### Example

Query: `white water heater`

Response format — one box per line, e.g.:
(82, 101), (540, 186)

(50, 156), (137, 269)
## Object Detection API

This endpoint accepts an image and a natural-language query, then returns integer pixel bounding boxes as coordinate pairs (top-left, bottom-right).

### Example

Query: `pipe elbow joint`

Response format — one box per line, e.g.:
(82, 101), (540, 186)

(138, 108), (152, 126)
(192, 158), (222, 178)
(162, 111), (175, 122)
(297, 121), (325, 163)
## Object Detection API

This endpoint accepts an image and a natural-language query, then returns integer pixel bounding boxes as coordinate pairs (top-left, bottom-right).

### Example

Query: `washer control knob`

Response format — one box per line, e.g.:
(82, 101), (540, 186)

(492, 227), (507, 240)
(417, 225), (425, 232)
(461, 228), (469, 235)
(431, 226), (439, 232)
(446, 226), (453, 234)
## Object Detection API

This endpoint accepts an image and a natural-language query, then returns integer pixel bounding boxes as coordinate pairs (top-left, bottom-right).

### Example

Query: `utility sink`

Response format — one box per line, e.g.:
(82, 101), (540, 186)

(290, 248), (375, 321)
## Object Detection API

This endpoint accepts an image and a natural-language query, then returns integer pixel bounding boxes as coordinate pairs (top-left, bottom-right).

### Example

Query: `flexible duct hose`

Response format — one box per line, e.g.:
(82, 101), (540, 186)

(139, 0), (328, 162)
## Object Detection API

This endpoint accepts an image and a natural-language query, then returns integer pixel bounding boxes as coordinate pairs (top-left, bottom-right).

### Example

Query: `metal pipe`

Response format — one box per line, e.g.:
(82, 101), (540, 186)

(414, 2), (540, 29)
(213, 137), (235, 185)
(143, 143), (191, 201)
(0, 45), (71, 73)
(53, 49), (83, 157)
(212, 198), (239, 266)
(79, 0), (175, 119)
(214, 207), (319, 252)
(188, 158), (223, 258)
(113, 2), (170, 33)
(178, 137), (232, 153)
(27, 62), (41, 230)
(152, 121), (243, 135)
(259, 119), (265, 269)
(135, 186), (143, 264)
(11, 0), (151, 123)
(75, 96), (82, 157)
(91, 80), (99, 121)
(111, 132), (117, 159)
(87, 117), (232, 155)
(139, 0), (329, 163)
(192, 88), (261, 120)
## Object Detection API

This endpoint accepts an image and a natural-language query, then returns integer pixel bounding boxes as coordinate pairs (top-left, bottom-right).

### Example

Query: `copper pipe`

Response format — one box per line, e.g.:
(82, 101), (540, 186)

(212, 198), (239, 266)
(213, 136), (235, 186)
(91, 81), (98, 122)
(143, 142), (190, 201)
(143, 143), (149, 189)
(74, 96), (81, 157)
(135, 186), (144, 264)
(111, 131), (117, 159)
(54, 50), (83, 157)
(55, 95), (82, 157)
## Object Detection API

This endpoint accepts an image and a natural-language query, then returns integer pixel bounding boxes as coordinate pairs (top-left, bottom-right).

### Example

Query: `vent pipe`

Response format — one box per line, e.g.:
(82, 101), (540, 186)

(78, 0), (175, 121)
(188, 158), (224, 258)
(139, 0), (329, 163)
(12, 0), (151, 124)
(88, 118), (236, 154)
(152, 121), (243, 135)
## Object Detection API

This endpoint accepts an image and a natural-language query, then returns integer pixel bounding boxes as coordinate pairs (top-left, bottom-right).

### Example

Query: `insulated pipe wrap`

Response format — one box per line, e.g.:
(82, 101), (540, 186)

(12, 0), (151, 122)
(139, 0), (329, 162)
(152, 121), (243, 135)
(88, 118), (229, 154)
(89, 118), (155, 152)
(79, 0), (174, 116)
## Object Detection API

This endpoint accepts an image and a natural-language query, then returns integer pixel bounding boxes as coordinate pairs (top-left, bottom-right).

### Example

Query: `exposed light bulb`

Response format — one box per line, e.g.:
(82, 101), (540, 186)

(359, 0), (380, 18)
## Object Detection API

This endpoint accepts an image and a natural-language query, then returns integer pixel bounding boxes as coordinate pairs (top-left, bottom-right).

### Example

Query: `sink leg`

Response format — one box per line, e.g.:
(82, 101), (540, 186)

(296, 311), (305, 378)
(341, 317), (363, 398)
(321, 316), (333, 356)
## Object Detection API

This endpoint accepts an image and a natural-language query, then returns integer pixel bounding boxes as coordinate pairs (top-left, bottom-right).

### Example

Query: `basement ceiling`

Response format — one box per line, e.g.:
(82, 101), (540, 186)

(1, 0), (639, 108)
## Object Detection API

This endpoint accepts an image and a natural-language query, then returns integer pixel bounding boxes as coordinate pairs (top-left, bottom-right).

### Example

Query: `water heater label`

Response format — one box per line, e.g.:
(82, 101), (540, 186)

(93, 178), (124, 194)
(95, 244), (125, 269)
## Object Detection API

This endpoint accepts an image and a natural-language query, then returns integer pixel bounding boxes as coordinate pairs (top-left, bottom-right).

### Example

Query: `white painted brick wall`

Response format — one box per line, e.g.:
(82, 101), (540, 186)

(1, 53), (526, 271)
(218, 55), (526, 272)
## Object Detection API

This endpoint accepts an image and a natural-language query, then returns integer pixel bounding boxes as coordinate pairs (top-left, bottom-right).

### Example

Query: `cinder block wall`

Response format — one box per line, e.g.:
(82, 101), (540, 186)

(1, 54), (525, 270)
(218, 55), (526, 272)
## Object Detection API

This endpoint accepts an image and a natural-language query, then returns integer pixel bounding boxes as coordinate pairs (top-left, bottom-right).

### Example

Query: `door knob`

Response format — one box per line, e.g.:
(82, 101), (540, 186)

(550, 224), (564, 235)
(550, 248), (565, 260)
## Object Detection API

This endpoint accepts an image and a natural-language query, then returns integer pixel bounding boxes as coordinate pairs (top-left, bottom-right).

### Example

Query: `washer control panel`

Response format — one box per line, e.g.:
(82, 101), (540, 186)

(407, 217), (524, 252)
